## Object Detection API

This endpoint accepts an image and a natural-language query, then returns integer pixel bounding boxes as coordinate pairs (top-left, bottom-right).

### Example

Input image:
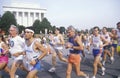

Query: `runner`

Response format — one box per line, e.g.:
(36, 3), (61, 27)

(91, 27), (106, 78)
(83, 33), (91, 54)
(116, 22), (120, 56)
(0, 34), (10, 78)
(66, 26), (89, 78)
(23, 28), (47, 78)
(48, 28), (68, 72)
(110, 28), (118, 63)
(101, 27), (113, 65)
(8, 25), (25, 78)
(78, 31), (86, 61)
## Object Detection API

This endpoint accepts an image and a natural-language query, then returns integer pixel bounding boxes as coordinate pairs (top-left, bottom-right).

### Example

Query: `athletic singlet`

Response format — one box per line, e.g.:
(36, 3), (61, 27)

(25, 39), (40, 62)
(24, 39), (41, 71)
(117, 29), (120, 45)
(53, 35), (63, 49)
(92, 35), (102, 49)
(68, 35), (82, 54)
(102, 32), (111, 43)
(84, 35), (90, 46)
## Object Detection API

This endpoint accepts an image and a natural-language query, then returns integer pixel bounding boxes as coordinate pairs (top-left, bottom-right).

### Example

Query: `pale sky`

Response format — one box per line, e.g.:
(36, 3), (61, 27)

(0, 0), (120, 30)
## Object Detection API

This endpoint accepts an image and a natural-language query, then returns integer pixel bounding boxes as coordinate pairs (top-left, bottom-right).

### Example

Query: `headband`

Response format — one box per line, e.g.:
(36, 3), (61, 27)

(25, 29), (34, 34)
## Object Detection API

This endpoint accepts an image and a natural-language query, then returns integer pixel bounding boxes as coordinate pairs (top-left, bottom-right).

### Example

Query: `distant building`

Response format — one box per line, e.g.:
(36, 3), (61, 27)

(2, 3), (46, 27)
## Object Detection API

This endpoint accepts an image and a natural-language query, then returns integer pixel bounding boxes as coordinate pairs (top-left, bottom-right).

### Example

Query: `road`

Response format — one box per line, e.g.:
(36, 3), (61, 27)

(1, 48), (120, 78)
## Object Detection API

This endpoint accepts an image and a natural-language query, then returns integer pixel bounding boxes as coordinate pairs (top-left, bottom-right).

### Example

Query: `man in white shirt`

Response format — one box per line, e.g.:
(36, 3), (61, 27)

(9, 25), (25, 78)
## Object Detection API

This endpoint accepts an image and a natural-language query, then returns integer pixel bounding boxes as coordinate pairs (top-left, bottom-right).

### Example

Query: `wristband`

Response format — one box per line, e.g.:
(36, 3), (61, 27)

(72, 46), (74, 48)
(35, 58), (39, 63)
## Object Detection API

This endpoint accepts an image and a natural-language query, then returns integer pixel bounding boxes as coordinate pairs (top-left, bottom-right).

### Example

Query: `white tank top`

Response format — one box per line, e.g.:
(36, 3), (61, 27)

(117, 30), (120, 45)
(92, 35), (102, 49)
(53, 35), (63, 49)
(102, 33), (111, 43)
(25, 39), (40, 62)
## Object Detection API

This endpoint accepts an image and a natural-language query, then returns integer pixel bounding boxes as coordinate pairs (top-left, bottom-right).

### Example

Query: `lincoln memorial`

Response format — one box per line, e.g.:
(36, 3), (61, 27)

(2, 3), (47, 27)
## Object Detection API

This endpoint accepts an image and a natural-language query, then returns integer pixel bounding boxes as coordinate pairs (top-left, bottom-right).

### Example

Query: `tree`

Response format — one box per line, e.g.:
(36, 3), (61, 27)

(0, 14), (1, 21)
(32, 19), (41, 34)
(60, 26), (66, 34)
(17, 25), (25, 34)
(40, 18), (52, 34)
(52, 25), (56, 34)
(0, 11), (17, 34)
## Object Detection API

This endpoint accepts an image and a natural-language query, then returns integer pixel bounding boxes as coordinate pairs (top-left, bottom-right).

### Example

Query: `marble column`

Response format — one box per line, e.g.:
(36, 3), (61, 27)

(28, 12), (30, 26)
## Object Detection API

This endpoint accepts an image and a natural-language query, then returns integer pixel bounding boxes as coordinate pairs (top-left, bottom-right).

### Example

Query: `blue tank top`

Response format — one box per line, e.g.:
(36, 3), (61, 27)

(68, 35), (82, 54)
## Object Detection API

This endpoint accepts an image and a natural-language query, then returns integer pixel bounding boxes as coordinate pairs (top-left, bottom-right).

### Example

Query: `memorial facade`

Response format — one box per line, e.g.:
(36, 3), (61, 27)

(2, 3), (46, 27)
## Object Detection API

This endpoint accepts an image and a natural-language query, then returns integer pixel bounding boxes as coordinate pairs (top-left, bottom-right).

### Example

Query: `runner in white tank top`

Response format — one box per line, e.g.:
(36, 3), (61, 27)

(24, 39), (40, 71)
(101, 27), (113, 65)
(48, 28), (68, 72)
(23, 28), (47, 78)
(91, 27), (106, 78)
(53, 35), (63, 50)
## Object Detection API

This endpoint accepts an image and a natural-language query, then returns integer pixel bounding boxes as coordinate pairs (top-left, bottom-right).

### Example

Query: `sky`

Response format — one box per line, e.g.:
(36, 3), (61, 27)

(0, 0), (120, 30)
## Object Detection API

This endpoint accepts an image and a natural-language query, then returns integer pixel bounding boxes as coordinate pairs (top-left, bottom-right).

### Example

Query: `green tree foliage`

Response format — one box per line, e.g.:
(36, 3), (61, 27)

(40, 18), (52, 34)
(32, 18), (53, 34)
(33, 19), (41, 34)
(52, 26), (56, 34)
(0, 11), (17, 34)
(17, 25), (25, 34)
(60, 26), (65, 34)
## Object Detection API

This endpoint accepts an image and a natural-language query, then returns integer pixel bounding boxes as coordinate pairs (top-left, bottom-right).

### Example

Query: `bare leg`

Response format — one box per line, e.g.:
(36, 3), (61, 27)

(66, 63), (72, 78)
(74, 62), (87, 77)
(10, 62), (18, 78)
(111, 47), (115, 57)
(52, 52), (57, 67)
(93, 56), (100, 76)
(26, 70), (38, 78)
(0, 62), (7, 70)
(58, 52), (68, 62)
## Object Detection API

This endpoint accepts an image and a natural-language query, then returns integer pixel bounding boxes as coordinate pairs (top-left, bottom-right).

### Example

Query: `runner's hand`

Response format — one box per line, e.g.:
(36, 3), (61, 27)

(30, 60), (36, 66)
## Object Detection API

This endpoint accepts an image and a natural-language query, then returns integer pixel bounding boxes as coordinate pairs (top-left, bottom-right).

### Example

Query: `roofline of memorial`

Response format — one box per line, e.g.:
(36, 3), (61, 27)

(3, 6), (47, 11)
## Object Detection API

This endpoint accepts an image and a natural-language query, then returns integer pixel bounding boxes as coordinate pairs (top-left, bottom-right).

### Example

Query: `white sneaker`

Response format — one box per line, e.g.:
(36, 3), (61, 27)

(101, 67), (105, 76)
(87, 51), (90, 54)
(15, 75), (19, 78)
(91, 76), (96, 78)
(85, 74), (89, 78)
(48, 67), (56, 72)
(100, 57), (103, 61)
(110, 57), (114, 64)
(102, 61), (105, 66)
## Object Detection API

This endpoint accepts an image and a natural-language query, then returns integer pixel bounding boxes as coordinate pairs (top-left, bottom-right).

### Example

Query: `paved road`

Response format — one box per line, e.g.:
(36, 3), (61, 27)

(1, 48), (120, 78)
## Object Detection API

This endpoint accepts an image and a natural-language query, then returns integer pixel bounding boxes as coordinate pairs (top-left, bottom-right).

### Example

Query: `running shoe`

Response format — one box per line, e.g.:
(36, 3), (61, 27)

(48, 67), (56, 72)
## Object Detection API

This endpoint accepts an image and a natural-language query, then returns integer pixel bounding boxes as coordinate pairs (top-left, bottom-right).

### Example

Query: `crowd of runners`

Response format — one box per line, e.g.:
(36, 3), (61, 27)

(0, 22), (120, 78)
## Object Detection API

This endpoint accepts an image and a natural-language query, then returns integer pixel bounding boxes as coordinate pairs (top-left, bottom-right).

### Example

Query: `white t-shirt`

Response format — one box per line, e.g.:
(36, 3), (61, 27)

(9, 35), (25, 60)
